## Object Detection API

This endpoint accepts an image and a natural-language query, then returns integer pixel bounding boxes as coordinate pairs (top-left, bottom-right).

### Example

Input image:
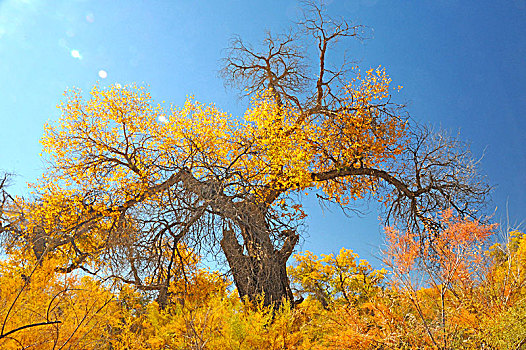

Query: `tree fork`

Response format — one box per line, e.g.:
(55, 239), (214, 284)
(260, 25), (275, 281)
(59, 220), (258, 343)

(221, 227), (297, 307)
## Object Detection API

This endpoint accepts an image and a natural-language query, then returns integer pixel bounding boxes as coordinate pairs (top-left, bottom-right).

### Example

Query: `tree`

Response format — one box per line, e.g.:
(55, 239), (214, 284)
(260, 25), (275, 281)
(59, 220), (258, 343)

(480, 230), (526, 348)
(2, 1), (489, 307)
(288, 248), (385, 309)
(384, 211), (495, 349)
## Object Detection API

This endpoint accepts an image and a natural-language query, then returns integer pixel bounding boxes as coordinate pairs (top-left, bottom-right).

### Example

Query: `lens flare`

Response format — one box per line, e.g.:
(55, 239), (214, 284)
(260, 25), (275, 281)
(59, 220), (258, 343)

(70, 49), (82, 59)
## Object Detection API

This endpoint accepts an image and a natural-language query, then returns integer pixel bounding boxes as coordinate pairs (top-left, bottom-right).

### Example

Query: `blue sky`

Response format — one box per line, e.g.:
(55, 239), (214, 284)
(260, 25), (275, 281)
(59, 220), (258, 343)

(1, 0), (525, 265)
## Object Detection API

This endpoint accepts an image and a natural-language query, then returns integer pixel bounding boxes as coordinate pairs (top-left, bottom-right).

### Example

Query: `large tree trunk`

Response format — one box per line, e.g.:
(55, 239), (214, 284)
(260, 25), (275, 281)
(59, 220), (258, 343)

(221, 226), (296, 307)
(179, 169), (298, 306)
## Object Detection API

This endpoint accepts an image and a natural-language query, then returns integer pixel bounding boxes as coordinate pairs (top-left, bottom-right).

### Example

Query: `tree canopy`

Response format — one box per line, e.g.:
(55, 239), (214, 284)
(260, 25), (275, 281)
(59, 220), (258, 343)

(0, 1), (490, 308)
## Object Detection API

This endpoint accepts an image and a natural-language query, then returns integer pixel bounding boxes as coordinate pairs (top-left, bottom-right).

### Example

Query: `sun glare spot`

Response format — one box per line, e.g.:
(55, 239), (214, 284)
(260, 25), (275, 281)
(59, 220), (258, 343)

(158, 115), (168, 123)
(70, 49), (82, 59)
(98, 70), (107, 79)
(114, 83), (122, 89)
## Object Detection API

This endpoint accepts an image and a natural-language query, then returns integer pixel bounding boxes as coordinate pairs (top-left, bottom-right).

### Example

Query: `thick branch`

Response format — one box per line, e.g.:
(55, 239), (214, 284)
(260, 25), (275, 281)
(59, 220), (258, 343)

(312, 166), (414, 199)
(0, 321), (62, 340)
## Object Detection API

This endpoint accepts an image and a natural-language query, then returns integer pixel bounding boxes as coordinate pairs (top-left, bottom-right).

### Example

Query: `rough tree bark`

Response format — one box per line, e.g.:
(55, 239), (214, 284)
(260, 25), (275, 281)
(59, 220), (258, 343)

(221, 226), (296, 306)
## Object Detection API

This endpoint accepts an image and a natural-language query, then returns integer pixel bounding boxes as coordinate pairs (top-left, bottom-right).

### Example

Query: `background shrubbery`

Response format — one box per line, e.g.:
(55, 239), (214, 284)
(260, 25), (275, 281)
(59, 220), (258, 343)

(2, 220), (524, 349)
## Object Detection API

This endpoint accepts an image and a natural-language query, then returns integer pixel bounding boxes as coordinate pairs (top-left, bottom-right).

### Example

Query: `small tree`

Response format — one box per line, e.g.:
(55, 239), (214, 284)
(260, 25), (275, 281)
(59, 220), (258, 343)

(288, 248), (385, 309)
(384, 211), (495, 348)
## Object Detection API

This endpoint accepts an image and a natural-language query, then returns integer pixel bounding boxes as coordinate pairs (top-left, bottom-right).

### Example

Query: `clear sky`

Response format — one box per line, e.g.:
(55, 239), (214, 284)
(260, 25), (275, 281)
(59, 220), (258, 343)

(1, 0), (525, 266)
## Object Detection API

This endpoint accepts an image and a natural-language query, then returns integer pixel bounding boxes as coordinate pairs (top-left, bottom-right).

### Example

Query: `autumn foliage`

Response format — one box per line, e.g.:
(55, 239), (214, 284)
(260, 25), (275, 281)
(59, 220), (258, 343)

(1, 217), (525, 349)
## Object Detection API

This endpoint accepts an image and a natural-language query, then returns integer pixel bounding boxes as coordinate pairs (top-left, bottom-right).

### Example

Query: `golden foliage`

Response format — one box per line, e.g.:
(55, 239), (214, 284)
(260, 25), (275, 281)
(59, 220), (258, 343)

(1, 220), (525, 349)
(0, 252), (116, 349)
